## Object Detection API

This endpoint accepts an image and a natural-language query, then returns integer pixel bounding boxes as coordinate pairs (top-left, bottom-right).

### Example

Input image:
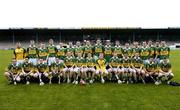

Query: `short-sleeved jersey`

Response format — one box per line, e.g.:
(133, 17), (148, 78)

(66, 47), (75, 55)
(131, 57), (143, 68)
(86, 57), (95, 67)
(113, 46), (123, 57)
(57, 47), (67, 59)
(26, 47), (38, 58)
(38, 48), (48, 60)
(49, 62), (66, 72)
(14, 48), (26, 60)
(159, 62), (171, 72)
(7, 64), (21, 74)
(109, 57), (120, 68)
(159, 46), (170, 59)
(132, 47), (141, 57)
(149, 46), (155, 58)
(64, 56), (75, 67)
(36, 63), (48, 73)
(21, 62), (33, 72)
(94, 44), (104, 56)
(74, 46), (84, 57)
(123, 47), (133, 58)
(74, 57), (86, 67)
(140, 47), (150, 60)
(122, 57), (131, 68)
(47, 45), (57, 57)
(96, 58), (106, 69)
(84, 45), (93, 56)
(144, 62), (158, 72)
(104, 45), (112, 56)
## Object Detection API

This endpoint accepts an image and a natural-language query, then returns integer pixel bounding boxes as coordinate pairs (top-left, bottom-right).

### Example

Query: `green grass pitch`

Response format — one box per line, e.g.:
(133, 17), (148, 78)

(0, 50), (180, 110)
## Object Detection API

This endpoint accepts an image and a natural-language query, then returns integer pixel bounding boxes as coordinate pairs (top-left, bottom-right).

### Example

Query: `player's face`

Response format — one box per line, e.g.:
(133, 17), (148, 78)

(163, 59), (168, 64)
(12, 60), (16, 65)
(49, 39), (54, 45)
(113, 53), (117, 57)
(39, 59), (43, 64)
(96, 40), (101, 44)
(106, 40), (111, 45)
(99, 53), (104, 59)
(69, 42), (73, 47)
(76, 42), (81, 46)
(77, 53), (82, 57)
(67, 52), (71, 57)
(149, 58), (153, 63)
(143, 42), (147, 47)
(161, 41), (166, 47)
(86, 41), (90, 45)
(134, 42), (138, 47)
(30, 40), (35, 45)
(16, 43), (21, 48)
(25, 59), (29, 63)
(124, 53), (128, 58)
(135, 53), (139, 57)
(87, 53), (92, 58)
(115, 41), (120, 46)
(125, 43), (129, 48)
(56, 59), (59, 63)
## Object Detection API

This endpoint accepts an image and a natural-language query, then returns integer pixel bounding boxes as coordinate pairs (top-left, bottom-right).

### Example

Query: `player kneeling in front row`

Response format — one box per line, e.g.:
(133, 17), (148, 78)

(21, 58), (34, 85)
(131, 53), (146, 84)
(49, 58), (66, 84)
(158, 58), (174, 84)
(96, 53), (108, 83)
(86, 53), (96, 84)
(4, 58), (22, 85)
(36, 59), (49, 85)
(144, 58), (159, 85)
(108, 53), (122, 84)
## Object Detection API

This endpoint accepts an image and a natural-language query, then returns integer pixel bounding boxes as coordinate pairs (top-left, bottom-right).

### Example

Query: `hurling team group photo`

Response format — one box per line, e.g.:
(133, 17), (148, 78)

(4, 38), (173, 86)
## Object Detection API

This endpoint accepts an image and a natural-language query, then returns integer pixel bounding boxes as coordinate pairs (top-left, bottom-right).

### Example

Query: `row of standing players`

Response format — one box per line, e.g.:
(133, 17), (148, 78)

(4, 39), (173, 85)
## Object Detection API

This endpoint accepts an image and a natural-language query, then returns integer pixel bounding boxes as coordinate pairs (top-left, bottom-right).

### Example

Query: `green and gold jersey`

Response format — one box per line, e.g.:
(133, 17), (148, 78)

(123, 48), (133, 58)
(131, 57), (143, 68)
(74, 46), (84, 57)
(109, 57), (121, 68)
(144, 62), (158, 72)
(74, 57), (86, 67)
(149, 46), (155, 58)
(86, 57), (95, 67)
(57, 47), (67, 59)
(122, 57), (131, 68)
(21, 62), (33, 72)
(140, 47), (150, 60)
(159, 47), (170, 59)
(36, 63), (48, 73)
(47, 45), (57, 57)
(84, 45), (93, 56)
(155, 46), (160, 58)
(7, 64), (21, 74)
(38, 48), (48, 60)
(113, 46), (123, 57)
(26, 47), (38, 58)
(132, 47), (141, 57)
(66, 47), (75, 55)
(94, 44), (104, 56)
(159, 62), (171, 72)
(64, 57), (75, 67)
(49, 62), (66, 72)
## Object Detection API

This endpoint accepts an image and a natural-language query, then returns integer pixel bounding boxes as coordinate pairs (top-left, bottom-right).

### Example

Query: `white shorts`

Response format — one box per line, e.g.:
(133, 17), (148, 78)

(29, 58), (38, 65)
(87, 67), (96, 72)
(96, 69), (108, 75)
(64, 67), (74, 73)
(74, 67), (87, 73)
(16, 60), (24, 66)
(48, 57), (56, 66)
(108, 68), (118, 73)
(159, 72), (174, 77)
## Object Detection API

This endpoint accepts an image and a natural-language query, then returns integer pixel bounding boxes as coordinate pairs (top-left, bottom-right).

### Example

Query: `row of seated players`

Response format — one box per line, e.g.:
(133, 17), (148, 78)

(13, 39), (170, 66)
(5, 52), (173, 86)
